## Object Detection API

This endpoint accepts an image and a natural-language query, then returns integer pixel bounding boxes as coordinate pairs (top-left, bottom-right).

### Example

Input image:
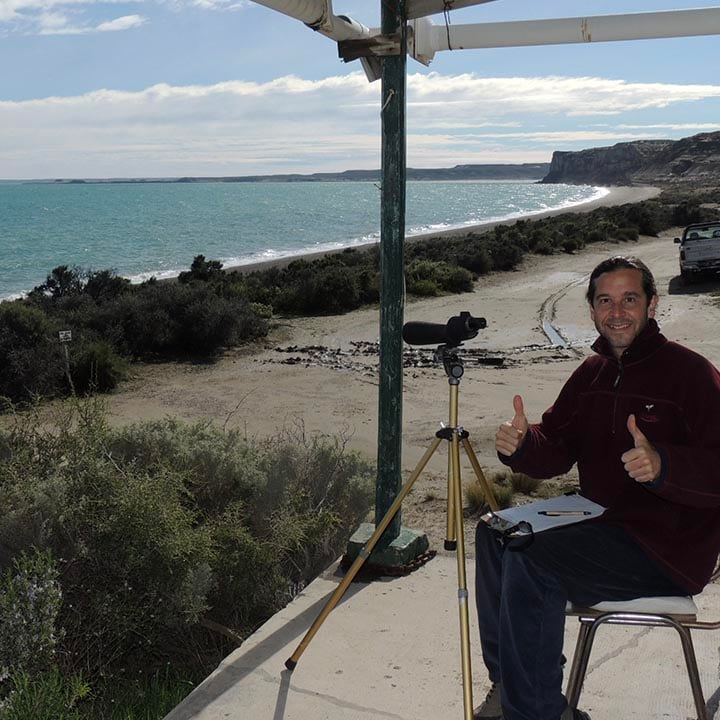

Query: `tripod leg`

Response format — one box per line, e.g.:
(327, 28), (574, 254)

(461, 436), (499, 512)
(450, 432), (475, 720)
(445, 448), (456, 550)
(285, 436), (443, 670)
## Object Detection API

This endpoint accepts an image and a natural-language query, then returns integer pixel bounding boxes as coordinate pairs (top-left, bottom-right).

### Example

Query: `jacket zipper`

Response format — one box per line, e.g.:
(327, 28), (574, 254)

(611, 359), (624, 435)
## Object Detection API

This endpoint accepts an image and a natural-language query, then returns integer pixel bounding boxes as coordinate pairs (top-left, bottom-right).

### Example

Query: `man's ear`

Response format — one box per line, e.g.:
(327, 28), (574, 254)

(648, 295), (658, 317)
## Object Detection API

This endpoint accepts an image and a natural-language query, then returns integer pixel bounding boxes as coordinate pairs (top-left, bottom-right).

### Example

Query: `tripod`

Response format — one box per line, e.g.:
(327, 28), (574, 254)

(285, 343), (499, 720)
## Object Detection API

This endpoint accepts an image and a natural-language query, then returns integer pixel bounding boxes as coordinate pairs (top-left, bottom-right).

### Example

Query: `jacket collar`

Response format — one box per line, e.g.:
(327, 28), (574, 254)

(591, 318), (667, 363)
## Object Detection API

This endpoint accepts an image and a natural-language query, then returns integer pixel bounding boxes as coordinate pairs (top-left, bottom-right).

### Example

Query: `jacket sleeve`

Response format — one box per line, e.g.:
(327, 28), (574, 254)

(500, 362), (589, 478)
(646, 355), (720, 508)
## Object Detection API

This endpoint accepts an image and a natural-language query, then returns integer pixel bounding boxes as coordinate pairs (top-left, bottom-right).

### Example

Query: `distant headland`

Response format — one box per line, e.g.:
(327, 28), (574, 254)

(46, 163), (550, 185)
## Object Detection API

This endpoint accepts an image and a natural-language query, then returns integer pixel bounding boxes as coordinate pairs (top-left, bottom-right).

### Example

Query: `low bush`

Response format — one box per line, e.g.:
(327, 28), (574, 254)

(0, 302), (65, 403)
(465, 478), (514, 513)
(0, 400), (375, 714)
(0, 550), (63, 678)
(71, 339), (129, 394)
(509, 472), (542, 496)
(614, 226), (640, 242)
(0, 669), (90, 720)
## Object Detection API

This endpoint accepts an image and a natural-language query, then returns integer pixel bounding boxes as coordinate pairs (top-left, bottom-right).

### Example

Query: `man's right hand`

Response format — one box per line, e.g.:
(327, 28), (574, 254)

(495, 394), (529, 457)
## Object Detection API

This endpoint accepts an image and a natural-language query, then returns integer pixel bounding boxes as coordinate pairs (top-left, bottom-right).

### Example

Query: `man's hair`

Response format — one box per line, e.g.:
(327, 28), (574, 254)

(586, 255), (657, 305)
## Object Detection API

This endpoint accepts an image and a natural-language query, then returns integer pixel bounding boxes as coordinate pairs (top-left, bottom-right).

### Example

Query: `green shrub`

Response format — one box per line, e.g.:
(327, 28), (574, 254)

(0, 400), (375, 694)
(487, 238), (523, 271)
(178, 254), (225, 283)
(561, 236), (585, 254)
(252, 429), (375, 585)
(250, 302), (273, 319)
(533, 239), (555, 256)
(465, 478), (513, 513)
(108, 418), (264, 515)
(0, 550), (63, 678)
(71, 339), (129, 394)
(442, 266), (474, 293)
(408, 278), (439, 296)
(492, 484), (515, 509)
(509, 472), (542, 495)
(88, 667), (194, 720)
(29, 265), (84, 301)
(456, 245), (492, 275)
(275, 265), (362, 315)
(0, 301), (64, 403)
(83, 269), (131, 303)
(405, 259), (473, 296)
(625, 203), (659, 235)
(105, 283), (267, 357)
(614, 226), (639, 242)
(0, 668), (90, 720)
(584, 228), (607, 245)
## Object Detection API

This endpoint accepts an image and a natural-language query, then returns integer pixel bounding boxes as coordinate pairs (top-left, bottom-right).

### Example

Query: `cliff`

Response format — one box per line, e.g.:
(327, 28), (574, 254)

(542, 131), (720, 187)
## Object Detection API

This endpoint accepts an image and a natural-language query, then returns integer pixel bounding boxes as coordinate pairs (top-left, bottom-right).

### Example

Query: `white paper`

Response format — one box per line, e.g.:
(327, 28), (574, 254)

(482, 494), (606, 535)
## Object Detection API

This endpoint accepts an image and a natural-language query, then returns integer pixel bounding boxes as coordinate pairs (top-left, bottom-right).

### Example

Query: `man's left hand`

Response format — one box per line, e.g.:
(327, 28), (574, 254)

(622, 414), (661, 483)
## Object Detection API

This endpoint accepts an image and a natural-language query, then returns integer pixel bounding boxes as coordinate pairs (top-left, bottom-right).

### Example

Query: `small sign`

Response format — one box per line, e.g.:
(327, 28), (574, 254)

(58, 330), (72, 342)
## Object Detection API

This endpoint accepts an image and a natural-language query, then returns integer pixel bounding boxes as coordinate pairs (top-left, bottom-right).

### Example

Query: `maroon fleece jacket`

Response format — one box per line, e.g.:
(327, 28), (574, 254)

(502, 319), (720, 594)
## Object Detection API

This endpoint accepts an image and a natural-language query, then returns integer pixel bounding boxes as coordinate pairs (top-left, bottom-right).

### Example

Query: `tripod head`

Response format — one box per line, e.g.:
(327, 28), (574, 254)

(435, 344), (465, 380)
(403, 311), (487, 381)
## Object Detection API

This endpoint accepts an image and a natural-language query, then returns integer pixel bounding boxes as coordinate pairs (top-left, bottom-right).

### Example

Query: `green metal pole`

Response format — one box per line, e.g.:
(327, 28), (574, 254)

(375, 0), (407, 539)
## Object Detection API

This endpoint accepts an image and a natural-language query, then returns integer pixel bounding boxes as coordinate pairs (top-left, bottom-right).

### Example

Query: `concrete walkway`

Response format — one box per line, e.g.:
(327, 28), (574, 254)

(165, 554), (720, 720)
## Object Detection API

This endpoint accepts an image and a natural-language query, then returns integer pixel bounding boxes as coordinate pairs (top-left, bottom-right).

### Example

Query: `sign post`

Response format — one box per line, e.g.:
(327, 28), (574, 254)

(59, 330), (73, 392)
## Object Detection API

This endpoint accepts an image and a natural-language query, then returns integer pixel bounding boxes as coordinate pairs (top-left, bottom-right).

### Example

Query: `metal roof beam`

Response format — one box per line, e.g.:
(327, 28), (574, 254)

(410, 7), (720, 64)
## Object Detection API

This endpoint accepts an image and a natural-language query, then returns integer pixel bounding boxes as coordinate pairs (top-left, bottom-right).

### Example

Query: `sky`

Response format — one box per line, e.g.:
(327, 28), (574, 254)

(1, 0), (720, 179)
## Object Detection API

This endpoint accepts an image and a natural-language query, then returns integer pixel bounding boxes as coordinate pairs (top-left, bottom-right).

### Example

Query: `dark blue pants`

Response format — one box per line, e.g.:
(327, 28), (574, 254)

(474, 520), (686, 720)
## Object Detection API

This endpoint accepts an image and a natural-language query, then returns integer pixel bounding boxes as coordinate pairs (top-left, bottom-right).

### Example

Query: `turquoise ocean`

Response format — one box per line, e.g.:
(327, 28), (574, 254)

(0, 180), (607, 301)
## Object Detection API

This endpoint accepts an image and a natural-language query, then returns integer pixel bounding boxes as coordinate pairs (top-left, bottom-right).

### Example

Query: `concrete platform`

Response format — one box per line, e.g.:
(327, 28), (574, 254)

(165, 554), (720, 720)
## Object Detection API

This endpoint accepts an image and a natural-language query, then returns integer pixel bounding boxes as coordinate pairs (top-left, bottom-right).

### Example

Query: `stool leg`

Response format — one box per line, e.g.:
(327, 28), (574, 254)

(565, 620), (594, 708)
(674, 625), (708, 720)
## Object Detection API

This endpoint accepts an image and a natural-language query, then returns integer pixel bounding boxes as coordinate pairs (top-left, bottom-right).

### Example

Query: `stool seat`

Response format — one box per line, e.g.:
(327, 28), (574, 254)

(567, 594), (697, 616)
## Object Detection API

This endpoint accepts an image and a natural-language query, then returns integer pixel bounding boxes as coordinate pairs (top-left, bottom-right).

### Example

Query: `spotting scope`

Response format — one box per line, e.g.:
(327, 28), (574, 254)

(402, 311), (486, 347)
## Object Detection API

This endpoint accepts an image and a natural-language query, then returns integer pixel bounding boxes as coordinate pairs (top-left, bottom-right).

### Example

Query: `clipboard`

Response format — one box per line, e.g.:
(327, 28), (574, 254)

(482, 493), (606, 537)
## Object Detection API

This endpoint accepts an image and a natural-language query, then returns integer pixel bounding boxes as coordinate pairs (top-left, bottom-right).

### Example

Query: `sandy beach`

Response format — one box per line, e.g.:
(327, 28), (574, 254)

(102, 184), (720, 549)
(222, 185), (661, 274)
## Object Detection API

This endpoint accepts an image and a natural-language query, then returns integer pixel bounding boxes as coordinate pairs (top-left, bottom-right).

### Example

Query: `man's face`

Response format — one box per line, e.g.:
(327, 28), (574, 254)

(590, 268), (658, 359)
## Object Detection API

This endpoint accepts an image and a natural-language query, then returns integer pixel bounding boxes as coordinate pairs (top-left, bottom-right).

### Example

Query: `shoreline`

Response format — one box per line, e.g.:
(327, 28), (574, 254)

(0, 184), (660, 302)
(223, 185), (661, 275)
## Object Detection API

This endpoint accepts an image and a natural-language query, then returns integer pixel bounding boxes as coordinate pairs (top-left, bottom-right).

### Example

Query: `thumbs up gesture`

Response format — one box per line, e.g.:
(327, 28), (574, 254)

(496, 394), (529, 457)
(621, 414), (661, 483)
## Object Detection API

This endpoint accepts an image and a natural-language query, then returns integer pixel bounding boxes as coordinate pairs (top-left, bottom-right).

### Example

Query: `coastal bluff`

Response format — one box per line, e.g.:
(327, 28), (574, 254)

(542, 130), (720, 187)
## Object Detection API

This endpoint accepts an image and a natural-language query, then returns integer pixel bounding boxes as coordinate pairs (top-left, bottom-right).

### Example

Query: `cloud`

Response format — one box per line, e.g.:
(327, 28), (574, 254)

(407, 73), (720, 119)
(36, 12), (146, 34)
(616, 123), (720, 131)
(1, 71), (719, 178)
(97, 13), (146, 31)
(1, 0), (145, 33)
(191, 0), (245, 9)
(1, 0), (239, 32)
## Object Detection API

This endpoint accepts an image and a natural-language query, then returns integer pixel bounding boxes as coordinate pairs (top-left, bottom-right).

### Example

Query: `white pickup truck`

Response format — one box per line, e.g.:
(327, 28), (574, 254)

(674, 221), (720, 284)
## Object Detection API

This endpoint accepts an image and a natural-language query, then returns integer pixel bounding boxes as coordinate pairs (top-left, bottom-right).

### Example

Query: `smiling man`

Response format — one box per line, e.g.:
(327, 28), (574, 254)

(474, 256), (720, 720)
(588, 261), (658, 359)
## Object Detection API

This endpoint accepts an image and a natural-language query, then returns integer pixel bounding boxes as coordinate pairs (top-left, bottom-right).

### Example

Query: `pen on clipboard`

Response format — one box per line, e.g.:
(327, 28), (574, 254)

(537, 510), (592, 516)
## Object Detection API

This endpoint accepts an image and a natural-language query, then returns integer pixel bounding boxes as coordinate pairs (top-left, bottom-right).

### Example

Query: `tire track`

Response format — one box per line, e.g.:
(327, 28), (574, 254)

(538, 274), (589, 352)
